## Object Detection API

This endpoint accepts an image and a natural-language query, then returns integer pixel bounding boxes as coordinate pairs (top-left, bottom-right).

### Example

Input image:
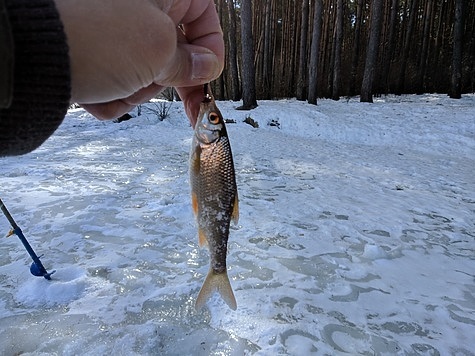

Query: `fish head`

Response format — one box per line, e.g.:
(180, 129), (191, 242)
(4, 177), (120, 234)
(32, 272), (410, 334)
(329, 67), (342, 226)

(195, 95), (226, 145)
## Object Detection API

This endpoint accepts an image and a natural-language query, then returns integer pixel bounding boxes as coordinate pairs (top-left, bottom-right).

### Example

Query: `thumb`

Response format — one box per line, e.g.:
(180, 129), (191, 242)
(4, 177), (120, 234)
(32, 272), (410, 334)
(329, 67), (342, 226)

(154, 44), (222, 87)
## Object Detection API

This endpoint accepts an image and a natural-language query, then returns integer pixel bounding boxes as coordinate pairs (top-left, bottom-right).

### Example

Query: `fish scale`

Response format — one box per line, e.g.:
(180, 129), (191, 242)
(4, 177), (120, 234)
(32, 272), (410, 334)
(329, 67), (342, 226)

(195, 137), (235, 272)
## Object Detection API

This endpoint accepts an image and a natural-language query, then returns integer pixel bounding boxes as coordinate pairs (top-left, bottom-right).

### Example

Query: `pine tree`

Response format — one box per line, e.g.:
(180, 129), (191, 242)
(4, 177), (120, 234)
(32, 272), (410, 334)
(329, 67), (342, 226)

(361, 0), (384, 102)
(238, 0), (258, 110)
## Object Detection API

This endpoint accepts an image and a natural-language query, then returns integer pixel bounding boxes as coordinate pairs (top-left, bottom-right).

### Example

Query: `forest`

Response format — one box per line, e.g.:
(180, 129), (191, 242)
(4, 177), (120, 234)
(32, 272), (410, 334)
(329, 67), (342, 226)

(210, 0), (475, 106)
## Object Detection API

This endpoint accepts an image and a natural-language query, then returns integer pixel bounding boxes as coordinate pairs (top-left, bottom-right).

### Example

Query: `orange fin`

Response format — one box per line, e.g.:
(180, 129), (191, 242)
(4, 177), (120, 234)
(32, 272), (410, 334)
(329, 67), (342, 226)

(191, 192), (199, 216)
(231, 194), (239, 225)
(198, 227), (208, 247)
(195, 270), (237, 311)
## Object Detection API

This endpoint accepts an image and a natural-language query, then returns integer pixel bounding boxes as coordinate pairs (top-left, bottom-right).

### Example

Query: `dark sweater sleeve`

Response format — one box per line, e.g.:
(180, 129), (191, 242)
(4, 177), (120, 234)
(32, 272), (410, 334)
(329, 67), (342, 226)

(0, 0), (70, 156)
(0, 0), (14, 108)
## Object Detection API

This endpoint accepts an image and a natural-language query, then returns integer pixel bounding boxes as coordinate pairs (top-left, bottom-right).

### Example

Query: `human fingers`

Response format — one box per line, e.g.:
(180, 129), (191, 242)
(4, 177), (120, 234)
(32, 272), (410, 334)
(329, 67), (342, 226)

(164, 1), (224, 125)
(175, 86), (207, 128)
(55, 0), (176, 104)
(180, 0), (225, 70)
(152, 0), (224, 87)
(82, 84), (164, 120)
(151, 43), (222, 89)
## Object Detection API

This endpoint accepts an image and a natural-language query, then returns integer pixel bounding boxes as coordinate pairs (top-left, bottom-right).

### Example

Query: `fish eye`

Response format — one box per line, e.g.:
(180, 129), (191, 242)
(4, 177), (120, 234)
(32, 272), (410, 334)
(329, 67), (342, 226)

(209, 112), (220, 124)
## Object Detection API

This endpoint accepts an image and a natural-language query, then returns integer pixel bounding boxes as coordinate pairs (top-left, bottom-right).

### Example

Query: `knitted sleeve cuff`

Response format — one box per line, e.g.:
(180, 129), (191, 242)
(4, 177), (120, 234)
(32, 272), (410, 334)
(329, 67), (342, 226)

(0, 0), (70, 156)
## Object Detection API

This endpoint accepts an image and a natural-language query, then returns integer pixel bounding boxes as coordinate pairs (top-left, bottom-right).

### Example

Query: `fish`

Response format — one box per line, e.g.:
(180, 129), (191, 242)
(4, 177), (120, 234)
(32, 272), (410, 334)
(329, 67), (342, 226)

(189, 86), (239, 311)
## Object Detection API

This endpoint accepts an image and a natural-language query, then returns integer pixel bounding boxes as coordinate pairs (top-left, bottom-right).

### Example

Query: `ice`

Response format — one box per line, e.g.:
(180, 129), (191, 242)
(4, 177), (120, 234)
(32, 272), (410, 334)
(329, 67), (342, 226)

(0, 94), (474, 354)
(16, 267), (87, 307)
(362, 244), (388, 260)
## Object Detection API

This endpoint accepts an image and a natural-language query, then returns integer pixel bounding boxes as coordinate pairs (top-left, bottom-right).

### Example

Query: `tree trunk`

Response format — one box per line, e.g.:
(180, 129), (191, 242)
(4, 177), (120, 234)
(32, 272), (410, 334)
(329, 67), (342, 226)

(239, 0), (258, 109)
(262, 0), (273, 99)
(331, 0), (344, 100)
(297, 0), (310, 100)
(396, 0), (419, 94)
(449, 0), (465, 99)
(216, 0), (226, 99)
(349, 0), (365, 96)
(381, 0), (399, 94)
(361, 0), (384, 102)
(308, 0), (323, 105)
(468, 1), (475, 92)
(321, 0), (332, 97)
(416, 0), (433, 94)
(226, 0), (241, 101)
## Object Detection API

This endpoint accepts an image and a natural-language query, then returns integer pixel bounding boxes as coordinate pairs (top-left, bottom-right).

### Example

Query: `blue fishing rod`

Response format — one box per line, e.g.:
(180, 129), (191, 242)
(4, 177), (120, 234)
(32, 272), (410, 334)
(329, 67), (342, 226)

(0, 198), (55, 280)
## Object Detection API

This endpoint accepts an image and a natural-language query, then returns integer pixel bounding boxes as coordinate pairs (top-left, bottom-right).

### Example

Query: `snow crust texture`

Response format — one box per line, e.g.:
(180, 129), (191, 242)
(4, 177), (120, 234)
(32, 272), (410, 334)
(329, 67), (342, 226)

(0, 94), (474, 355)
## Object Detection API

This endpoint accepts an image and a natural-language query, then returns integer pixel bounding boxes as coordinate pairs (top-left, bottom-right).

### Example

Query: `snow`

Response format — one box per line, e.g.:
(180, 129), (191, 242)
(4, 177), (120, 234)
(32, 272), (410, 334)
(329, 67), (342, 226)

(0, 94), (474, 355)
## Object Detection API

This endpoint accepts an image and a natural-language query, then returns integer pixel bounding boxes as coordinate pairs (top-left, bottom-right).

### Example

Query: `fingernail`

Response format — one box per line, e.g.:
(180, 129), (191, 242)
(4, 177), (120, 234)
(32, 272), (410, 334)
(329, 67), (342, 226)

(191, 53), (219, 80)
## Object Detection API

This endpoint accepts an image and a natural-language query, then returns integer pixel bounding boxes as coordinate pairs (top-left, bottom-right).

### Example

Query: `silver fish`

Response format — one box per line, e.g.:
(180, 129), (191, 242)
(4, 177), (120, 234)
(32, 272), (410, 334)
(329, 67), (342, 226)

(190, 90), (239, 311)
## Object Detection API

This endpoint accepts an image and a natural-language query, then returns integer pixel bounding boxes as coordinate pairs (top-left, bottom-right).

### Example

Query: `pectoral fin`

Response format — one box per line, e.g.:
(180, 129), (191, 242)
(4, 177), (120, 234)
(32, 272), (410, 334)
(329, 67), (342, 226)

(191, 192), (199, 217)
(198, 227), (208, 247)
(231, 194), (239, 225)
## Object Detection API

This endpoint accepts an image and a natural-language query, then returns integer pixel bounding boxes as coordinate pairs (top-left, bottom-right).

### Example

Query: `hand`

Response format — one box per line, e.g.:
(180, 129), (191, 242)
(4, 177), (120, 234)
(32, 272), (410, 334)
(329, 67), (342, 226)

(55, 0), (224, 126)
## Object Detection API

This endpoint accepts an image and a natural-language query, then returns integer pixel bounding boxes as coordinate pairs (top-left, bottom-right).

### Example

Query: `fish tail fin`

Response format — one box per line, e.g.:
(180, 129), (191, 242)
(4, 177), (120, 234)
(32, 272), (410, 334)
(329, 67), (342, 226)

(195, 269), (237, 311)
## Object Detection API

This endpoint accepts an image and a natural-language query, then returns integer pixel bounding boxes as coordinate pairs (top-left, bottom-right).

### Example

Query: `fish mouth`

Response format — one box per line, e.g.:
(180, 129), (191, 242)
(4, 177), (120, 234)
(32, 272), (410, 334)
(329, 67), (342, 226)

(202, 83), (212, 102)
(202, 122), (222, 132)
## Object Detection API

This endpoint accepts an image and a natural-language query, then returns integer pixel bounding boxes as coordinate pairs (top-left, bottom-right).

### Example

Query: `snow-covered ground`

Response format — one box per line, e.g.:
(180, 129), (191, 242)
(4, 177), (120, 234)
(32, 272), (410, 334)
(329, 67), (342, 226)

(0, 94), (474, 355)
